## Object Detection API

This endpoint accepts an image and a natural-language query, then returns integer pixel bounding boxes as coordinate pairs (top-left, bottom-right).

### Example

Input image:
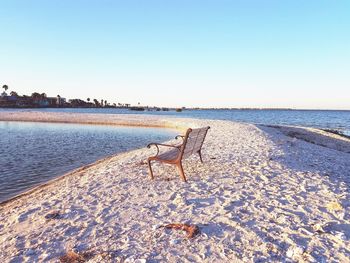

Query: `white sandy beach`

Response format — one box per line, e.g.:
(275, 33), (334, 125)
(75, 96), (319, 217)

(0, 112), (349, 262)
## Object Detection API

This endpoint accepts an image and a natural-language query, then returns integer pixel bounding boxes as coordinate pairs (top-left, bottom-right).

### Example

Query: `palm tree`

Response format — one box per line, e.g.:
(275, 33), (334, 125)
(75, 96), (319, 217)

(93, 99), (100, 107)
(31, 92), (41, 99)
(87, 98), (90, 102)
(10, 91), (18, 97)
(57, 95), (61, 107)
(2, 85), (8, 91)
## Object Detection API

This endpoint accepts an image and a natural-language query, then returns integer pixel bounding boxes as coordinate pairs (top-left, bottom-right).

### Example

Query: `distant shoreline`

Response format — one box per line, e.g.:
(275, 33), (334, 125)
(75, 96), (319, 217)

(0, 106), (349, 111)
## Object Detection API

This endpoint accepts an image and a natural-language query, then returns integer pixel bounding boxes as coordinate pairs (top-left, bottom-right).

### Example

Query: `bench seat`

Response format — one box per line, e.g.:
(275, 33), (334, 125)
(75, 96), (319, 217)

(147, 126), (210, 182)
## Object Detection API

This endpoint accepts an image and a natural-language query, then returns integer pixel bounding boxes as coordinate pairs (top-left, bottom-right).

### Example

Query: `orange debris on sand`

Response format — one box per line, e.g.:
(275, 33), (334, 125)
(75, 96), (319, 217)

(164, 223), (200, 238)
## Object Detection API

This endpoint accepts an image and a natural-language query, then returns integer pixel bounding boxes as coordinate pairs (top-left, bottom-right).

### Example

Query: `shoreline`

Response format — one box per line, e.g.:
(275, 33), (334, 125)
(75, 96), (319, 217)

(0, 152), (123, 207)
(0, 112), (349, 262)
(0, 113), (187, 206)
(1, 107), (349, 111)
(0, 112), (193, 207)
(1, 112), (349, 205)
(0, 111), (190, 131)
(262, 125), (350, 153)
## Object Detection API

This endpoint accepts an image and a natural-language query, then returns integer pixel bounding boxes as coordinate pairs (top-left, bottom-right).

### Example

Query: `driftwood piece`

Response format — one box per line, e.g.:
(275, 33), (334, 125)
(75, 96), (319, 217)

(45, 211), (61, 220)
(164, 223), (200, 238)
(59, 251), (86, 263)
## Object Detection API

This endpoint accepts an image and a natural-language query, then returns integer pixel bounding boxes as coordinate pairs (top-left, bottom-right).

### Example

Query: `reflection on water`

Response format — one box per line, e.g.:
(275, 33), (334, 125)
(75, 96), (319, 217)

(0, 121), (175, 203)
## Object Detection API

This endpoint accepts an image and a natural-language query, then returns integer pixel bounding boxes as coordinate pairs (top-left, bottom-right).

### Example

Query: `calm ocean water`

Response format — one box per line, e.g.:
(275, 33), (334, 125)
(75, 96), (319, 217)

(1, 108), (349, 135)
(0, 121), (175, 203)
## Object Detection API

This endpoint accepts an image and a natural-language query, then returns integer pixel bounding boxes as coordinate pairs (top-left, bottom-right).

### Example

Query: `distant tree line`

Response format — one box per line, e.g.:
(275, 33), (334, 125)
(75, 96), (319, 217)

(0, 85), (131, 108)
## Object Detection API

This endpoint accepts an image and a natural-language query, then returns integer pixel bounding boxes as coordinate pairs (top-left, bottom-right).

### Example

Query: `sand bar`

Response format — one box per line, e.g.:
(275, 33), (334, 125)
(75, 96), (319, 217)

(0, 111), (349, 262)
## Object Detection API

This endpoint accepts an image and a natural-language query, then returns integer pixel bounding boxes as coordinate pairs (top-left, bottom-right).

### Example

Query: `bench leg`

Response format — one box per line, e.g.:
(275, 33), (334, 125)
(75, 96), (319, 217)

(148, 159), (154, 180)
(198, 150), (203, 163)
(176, 161), (187, 182)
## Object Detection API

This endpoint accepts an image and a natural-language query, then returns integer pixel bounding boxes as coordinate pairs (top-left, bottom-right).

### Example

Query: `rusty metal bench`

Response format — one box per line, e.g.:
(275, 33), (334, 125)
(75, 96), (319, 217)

(147, 126), (210, 182)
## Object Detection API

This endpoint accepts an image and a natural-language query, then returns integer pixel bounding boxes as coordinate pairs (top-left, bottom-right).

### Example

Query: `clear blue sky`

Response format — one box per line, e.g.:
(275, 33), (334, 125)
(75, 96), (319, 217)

(1, 0), (349, 109)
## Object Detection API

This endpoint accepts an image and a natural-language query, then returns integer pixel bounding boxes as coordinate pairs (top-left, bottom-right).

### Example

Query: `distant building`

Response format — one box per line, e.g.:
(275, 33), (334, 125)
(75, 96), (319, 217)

(56, 96), (66, 106)
(46, 97), (66, 107)
(15, 96), (33, 107)
(0, 95), (20, 107)
(0, 94), (67, 108)
(37, 99), (49, 107)
(0, 96), (11, 107)
(31, 96), (67, 107)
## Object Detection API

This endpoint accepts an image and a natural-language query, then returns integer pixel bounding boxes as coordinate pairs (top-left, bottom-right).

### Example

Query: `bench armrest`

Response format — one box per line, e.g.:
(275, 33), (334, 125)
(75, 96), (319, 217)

(175, 135), (185, 142)
(147, 142), (181, 156)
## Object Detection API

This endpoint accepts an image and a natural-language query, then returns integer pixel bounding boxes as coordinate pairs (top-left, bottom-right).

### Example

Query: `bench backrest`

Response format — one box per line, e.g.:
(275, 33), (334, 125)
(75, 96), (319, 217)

(181, 126), (210, 159)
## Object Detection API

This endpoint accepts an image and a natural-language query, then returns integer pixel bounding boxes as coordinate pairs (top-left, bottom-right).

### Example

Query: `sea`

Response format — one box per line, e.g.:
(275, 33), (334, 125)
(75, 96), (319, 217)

(1, 108), (348, 135)
(0, 108), (349, 202)
(0, 121), (175, 203)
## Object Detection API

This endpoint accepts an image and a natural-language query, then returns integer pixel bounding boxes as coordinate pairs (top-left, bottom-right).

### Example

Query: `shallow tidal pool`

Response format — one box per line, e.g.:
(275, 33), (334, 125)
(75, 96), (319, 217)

(0, 121), (175, 202)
